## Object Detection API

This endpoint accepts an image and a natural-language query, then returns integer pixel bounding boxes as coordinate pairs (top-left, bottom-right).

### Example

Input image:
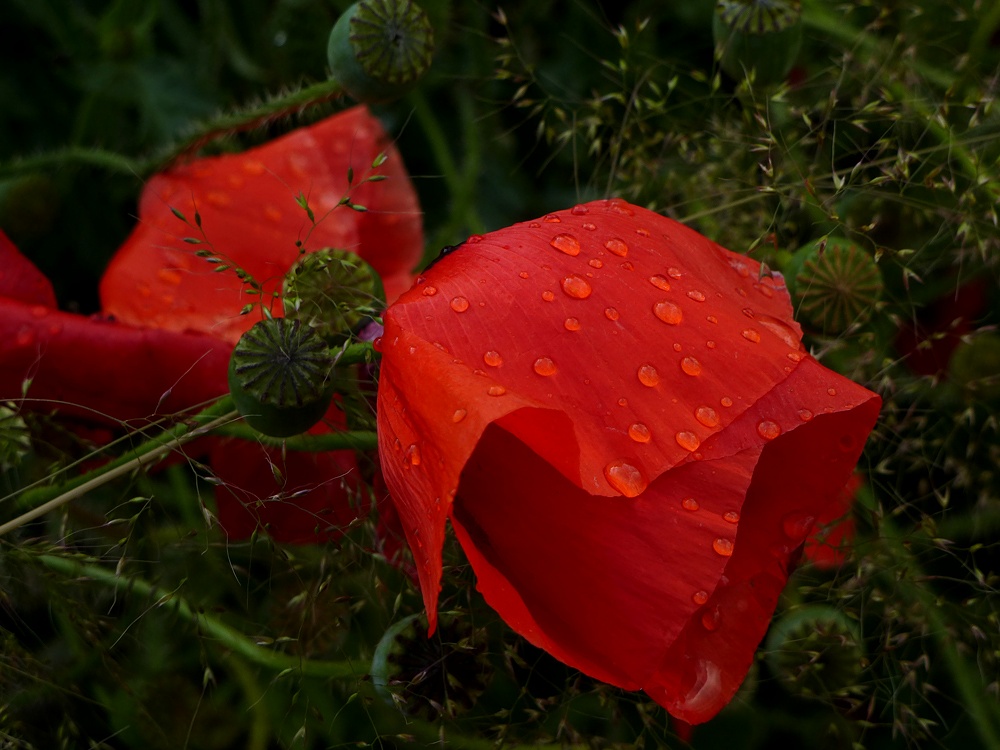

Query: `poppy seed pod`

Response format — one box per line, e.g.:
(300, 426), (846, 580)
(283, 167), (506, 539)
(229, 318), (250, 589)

(713, 0), (803, 85)
(376, 198), (881, 724)
(228, 318), (336, 437)
(327, 0), (435, 103)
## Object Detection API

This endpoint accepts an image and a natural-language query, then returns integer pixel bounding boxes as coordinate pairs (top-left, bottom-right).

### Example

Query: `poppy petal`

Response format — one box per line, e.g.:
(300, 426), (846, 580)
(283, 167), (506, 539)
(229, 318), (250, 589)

(0, 229), (57, 307)
(377, 199), (881, 722)
(100, 106), (422, 342)
(0, 298), (229, 422)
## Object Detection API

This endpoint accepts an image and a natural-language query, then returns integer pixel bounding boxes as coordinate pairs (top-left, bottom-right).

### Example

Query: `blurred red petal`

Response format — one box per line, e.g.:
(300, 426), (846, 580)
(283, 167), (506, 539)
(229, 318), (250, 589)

(0, 297), (229, 422)
(100, 107), (422, 342)
(0, 229), (57, 306)
(803, 471), (862, 569)
(377, 199), (881, 723)
(210, 436), (366, 545)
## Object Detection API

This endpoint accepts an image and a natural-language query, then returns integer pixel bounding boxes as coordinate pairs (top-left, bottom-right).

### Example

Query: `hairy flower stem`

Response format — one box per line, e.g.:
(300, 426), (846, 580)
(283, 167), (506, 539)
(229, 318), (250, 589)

(216, 424), (378, 451)
(30, 552), (361, 679)
(0, 398), (238, 536)
(878, 518), (1000, 750)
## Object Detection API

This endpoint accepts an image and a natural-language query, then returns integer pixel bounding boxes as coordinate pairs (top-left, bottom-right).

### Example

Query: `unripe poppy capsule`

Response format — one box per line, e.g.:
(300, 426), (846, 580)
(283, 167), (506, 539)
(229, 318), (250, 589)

(713, 0), (803, 86)
(228, 318), (336, 437)
(327, 0), (435, 103)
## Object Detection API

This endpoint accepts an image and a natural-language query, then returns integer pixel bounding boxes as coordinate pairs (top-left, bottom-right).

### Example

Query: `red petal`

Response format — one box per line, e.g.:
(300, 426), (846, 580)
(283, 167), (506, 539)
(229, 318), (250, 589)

(0, 298), (229, 422)
(210, 436), (366, 545)
(377, 199), (881, 722)
(0, 229), (57, 306)
(100, 107), (422, 342)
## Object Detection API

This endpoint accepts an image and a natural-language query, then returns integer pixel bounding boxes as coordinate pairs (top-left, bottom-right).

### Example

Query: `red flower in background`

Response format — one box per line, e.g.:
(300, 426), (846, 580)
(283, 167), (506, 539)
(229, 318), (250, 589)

(377, 199), (880, 724)
(2, 106), (422, 544)
(101, 105), (422, 343)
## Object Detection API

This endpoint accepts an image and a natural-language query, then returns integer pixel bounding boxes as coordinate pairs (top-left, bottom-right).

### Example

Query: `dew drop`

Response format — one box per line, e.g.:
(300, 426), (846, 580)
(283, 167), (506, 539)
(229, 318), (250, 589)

(529, 221), (541, 228)
(452, 409), (467, 423)
(782, 511), (816, 540)
(672, 343), (683, 352)
(649, 274), (671, 291)
(542, 290), (555, 302)
(519, 271), (529, 279)
(564, 317), (581, 331)
(550, 233), (580, 255)
(620, 261), (634, 271)
(687, 290), (706, 302)
(742, 307), (755, 318)
(680, 356), (703, 376)
(617, 397), (628, 407)
(421, 285), (438, 297)
(604, 238), (629, 257)
(589, 258), (604, 268)
(533, 357), (557, 376)
(827, 387), (838, 396)
(667, 267), (683, 279)
(707, 315), (718, 324)
(757, 420), (781, 440)
(405, 444), (421, 466)
(695, 406), (719, 427)
(682, 496), (700, 511)
(450, 296), (470, 313)
(543, 214), (562, 223)
(693, 590), (709, 605)
(483, 350), (503, 367)
(607, 199), (634, 216)
(571, 204), (590, 215)
(653, 300), (683, 325)
(604, 459), (648, 497)
(787, 350), (804, 362)
(637, 364), (660, 387)
(582, 222), (597, 231)
(373, 336), (383, 352)
(798, 408), (814, 421)
(712, 538), (734, 557)
(636, 227), (650, 237)
(628, 423), (651, 443)
(487, 385), (506, 397)
(706, 340), (717, 349)
(723, 510), (740, 524)
(701, 608), (720, 631)
(721, 396), (734, 407)
(467, 234), (483, 244)
(604, 307), (619, 321)
(741, 328), (761, 343)
(561, 275), (593, 299)
(676, 431), (701, 451)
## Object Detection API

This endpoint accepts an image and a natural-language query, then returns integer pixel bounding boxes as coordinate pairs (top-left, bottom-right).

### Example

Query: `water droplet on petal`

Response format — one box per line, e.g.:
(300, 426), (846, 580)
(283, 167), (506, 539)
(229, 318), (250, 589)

(561, 275), (592, 299)
(604, 459), (648, 497)
(636, 227), (650, 237)
(682, 497), (700, 511)
(693, 590), (709, 605)
(667, 267), (683, 279)
(543, 214), (561, 223)
(604, 307), (619, 321)
(695, 406), (719, 427)
(483, 350), (503, 367)
(798, 408), (814, 421)
(827, 388), (838, 396)
(607, 199), (634, 216)
(571, 204), (590, 215)
(541, 290), (555, 302)
(519, 271), (529, 279)
(675, 661), (723, 716)
(452, 409), (467, 423)
(707, 315), (718, 324)
(787, 351), (804, 362)
(653, 300), (683, 325)
(687, 290), (706, 302)
(533, 357), (557, 376)
(450, 296), (470, 312)
(757, 420), (781, 440)
(550, 233), (580, 255)
(706, 340), (717, 349)
(681, 356), (702, 376)
(487, 385), (507, 396)
(637, 364), (660, 387)
(723, 510), (740, 523)
(676, 431), (700, 451)
(721, 396), (734, 407)
(589, 258), (603, 268)
(406, 444), (421, 466)
(741, 328), (761, 343)
(782, 511), (816, 540)
(564, 317), (581, 331)
(617, 397), (628, 407)
(649, 275), (671, 291)
(713, 538), (734, 557)
(628, 423), (651, 443)
(582, 222), (597, 231)
(701, 608), (720, 631)
(422, 285), (438, 296)
(742, 307), (755, 318)
(467, 234), (483, 244)
(605, 238), (629, 257)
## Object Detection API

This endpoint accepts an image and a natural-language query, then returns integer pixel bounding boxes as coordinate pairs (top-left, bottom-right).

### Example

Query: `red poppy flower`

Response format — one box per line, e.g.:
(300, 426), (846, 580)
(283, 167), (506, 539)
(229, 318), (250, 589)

(376, 199), (881, 724)
(100, 105), (423, 343)
(0, 229), (229, 423)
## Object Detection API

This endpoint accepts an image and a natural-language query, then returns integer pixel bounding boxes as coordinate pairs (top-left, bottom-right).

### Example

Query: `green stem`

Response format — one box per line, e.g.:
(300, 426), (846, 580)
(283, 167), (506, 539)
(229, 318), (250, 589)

(3, 397), (238, 531)
(215, 425), (378, 451)
(0, 147), (143, 178)
(879, 519), (1000, 749)
(335, 340), (378, 367)
(31, 553), (361, 679)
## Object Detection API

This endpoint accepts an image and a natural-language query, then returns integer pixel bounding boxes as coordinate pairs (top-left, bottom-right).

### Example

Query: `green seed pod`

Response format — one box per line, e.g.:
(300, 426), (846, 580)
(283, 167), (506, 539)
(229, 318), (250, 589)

(228, 318), (335, 437)
(327, 0), (434, 103)
(765, 605), (866, 701)
(949, 332), (1000, 404)
(713, 0), (803, 86)
(283, 248), (386, 343)
(788, 236), (884, 334)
